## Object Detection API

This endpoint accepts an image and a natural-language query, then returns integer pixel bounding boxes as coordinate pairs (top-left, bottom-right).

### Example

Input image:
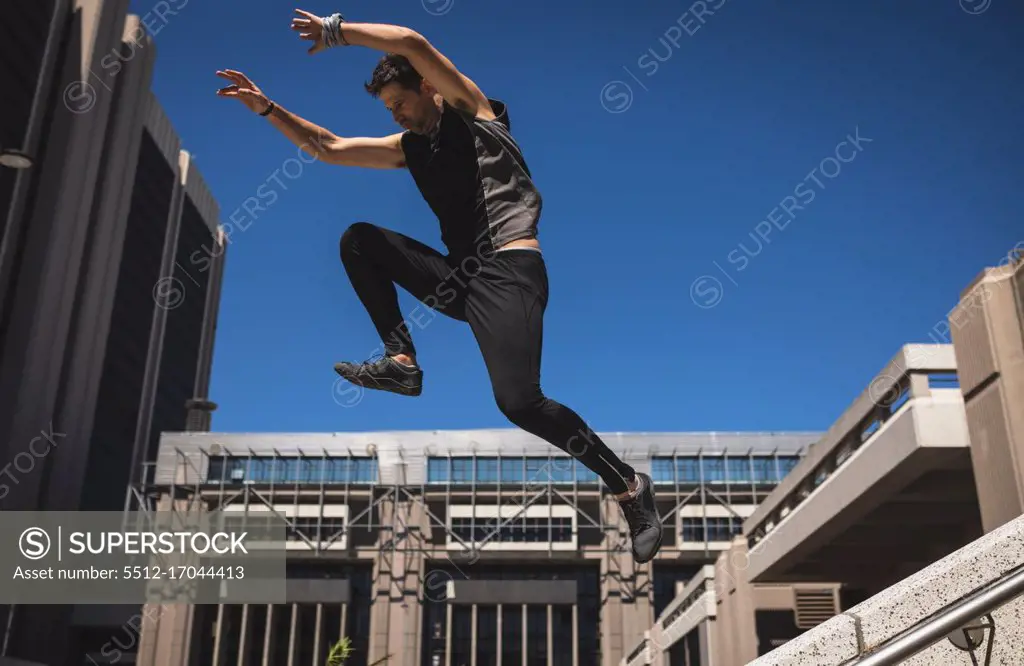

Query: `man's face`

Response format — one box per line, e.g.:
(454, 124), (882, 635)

(380, 81), (439, 135)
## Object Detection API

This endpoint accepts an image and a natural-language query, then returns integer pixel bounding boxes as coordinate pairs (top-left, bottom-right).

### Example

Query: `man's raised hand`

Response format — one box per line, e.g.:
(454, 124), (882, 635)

(215, 70), (272, 114)
(291, 9), (327, 54)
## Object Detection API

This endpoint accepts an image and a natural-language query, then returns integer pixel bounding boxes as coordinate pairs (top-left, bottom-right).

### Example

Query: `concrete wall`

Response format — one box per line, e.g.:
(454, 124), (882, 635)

(747, 513), (1024, 665)
(951, 257), (1024, 533)
(712, 537), (759, 666)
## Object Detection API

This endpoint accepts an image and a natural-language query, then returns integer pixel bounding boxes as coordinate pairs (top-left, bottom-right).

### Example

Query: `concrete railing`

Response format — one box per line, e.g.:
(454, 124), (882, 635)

(655, 566), (716, 651)
(620, 565), (717, 665)
(744, 383), (970, 583)
(747, 512), (1024, 665)
(745, 345), (958, 550)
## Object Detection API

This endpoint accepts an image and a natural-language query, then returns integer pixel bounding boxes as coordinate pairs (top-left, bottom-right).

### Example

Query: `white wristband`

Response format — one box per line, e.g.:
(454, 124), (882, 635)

(321, 13), (349, 48)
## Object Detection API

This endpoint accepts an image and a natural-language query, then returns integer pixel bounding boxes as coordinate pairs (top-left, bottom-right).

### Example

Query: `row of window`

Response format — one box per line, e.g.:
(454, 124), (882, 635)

(207, 457), (378, 484)
(450, 517), (574, 543)
(427, 458), (599, 484)
(220, 516), (346, 541)
(217, 513), (742, 544)
(651, 456), (801, 484)
(428, 456), (802, 485)
(679, 517), (743, 542)
(204, 455), (803, 486)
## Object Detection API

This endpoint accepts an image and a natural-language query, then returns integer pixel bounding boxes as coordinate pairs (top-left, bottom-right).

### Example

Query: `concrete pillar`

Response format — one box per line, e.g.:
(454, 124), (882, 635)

(135, 459), (204, 666)
(185, 399), (218, 434)
(0, 1), (134, 657)
(369, 496), (426, 666)
(712, 537), (758, 666)
(949, 257), (1024, 532)
(0, 0), (129, 504)
(600, 495), (653, 666)
(698, 623), (714, 666)
(48, 11), (157, 511)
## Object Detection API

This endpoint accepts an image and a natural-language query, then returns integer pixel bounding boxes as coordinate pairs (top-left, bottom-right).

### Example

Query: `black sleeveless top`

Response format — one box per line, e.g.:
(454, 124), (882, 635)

(401, 98), (542, 259)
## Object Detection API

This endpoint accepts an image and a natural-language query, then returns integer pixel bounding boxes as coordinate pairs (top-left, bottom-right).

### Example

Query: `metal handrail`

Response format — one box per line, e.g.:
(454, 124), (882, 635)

(846, 564), (1024, 665)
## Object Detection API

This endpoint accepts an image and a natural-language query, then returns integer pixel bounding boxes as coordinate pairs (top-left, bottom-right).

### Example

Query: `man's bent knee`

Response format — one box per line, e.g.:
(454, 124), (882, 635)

(339, 221), (379, 258)
(495, 390), (545, 425)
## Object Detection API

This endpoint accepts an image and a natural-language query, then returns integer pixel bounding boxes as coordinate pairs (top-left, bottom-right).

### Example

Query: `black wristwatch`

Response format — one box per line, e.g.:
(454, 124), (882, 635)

(259, 101), (275, 117)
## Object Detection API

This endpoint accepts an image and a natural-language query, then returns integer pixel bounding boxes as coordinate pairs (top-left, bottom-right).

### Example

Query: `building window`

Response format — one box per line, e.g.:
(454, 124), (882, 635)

(726, 456), (750, 482)
(220, 515), (281, 540)
(206, 456), (377, 484)
(680, 517), (742, 542)
(450, 517), (574, 543)
(678, 458), (701, 482)
(703, 457), (726, 483)
(651, 459), (672, 483)
(288, 516), (346, 542)
(776, 456), (801, 479)
(426, 457), (598, 485)
(752, 457), (775, 483)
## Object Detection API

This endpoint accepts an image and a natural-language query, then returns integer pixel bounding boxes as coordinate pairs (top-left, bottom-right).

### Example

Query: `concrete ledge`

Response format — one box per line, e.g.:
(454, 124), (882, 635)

(748, 514), (1024, 665)
(744, 344), (956, 533)
(747, 614), (860, 665)
(746, 392), (969, 582)
(652, 565), (716, 651)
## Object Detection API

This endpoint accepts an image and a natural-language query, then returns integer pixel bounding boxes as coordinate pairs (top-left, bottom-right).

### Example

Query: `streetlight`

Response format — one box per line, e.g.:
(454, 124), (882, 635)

(0, 147), (34, 170)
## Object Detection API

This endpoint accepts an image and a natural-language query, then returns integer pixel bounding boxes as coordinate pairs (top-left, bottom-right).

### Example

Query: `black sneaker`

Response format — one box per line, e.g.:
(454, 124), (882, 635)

(619, 473), (663, 564)
(333, 354), (423, 397)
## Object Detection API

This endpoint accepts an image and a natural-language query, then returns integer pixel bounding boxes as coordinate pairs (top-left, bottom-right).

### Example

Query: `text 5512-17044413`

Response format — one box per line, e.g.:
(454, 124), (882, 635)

(123, 565), (245, 580)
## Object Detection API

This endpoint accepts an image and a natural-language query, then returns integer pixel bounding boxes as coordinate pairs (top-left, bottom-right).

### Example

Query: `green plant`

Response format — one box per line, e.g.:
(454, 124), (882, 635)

(326, 637), (353, 666)
(326, 637), (393, 666)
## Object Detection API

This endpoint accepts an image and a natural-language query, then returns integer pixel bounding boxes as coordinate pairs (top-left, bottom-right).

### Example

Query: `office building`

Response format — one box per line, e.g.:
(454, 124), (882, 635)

(0, 1), (225, 664)
(130, 429), (815, 666)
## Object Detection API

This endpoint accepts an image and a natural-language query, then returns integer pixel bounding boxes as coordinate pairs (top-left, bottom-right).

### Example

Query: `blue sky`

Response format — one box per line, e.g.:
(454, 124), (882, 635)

(130, 0), (1023, 435)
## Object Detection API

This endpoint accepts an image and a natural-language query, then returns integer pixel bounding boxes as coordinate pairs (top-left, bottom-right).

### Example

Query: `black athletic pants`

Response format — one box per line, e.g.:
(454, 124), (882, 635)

(339, 222), (637, 494)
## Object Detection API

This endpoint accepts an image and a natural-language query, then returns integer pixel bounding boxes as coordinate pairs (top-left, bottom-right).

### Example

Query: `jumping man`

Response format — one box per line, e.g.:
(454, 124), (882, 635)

(215, 9), (663, 563)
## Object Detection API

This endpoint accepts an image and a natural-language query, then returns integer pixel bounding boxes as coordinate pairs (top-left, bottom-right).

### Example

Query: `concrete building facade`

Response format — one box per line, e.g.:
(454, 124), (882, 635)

(129, 429), (817, 666)
(0, 1), (225, 663)
(950, 250), (1024, 533)
(623, 249), (1024, 665)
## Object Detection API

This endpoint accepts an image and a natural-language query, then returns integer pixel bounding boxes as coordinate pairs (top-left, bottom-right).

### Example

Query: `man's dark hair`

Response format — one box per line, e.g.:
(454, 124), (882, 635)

(365, 54), (423, 98)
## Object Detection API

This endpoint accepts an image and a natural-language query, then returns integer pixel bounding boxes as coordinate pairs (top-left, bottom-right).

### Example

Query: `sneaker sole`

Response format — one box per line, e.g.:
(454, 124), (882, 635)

(635, 472), (663, 563)
(634, 529), (664, 564)
(335, 368), (423, 397)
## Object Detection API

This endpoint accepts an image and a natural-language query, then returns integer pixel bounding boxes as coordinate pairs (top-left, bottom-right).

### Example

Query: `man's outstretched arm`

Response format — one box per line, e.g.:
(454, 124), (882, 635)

(215, 69), (405, 169)
(266, 102), (406, 169)
(292, 10), (495, 121)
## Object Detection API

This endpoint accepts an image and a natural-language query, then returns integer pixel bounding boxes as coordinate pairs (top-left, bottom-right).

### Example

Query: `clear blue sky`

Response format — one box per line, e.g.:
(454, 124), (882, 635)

(130, 0), (1023, 434)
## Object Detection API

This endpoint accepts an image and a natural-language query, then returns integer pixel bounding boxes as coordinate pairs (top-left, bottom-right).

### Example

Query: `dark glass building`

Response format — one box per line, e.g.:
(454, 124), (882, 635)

(0, 2), (225, 664)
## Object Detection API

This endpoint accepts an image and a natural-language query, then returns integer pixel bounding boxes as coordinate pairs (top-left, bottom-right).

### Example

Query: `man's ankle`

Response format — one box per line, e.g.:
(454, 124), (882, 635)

(616, 475), (640, 501)
(391, 353), (417, 367)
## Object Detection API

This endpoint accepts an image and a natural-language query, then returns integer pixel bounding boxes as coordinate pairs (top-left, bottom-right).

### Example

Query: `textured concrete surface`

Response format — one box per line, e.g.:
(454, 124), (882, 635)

(747, 514), (1024, 666)
(845, 515), (1024, 651)
(900, 595), (1024, 665)
(745, 614), (859, 666)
